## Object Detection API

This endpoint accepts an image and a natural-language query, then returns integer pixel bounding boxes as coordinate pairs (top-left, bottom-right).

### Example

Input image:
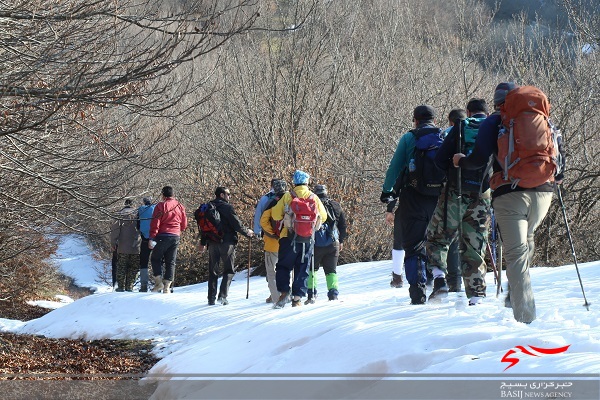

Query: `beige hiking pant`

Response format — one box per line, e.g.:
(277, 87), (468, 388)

(264, 251), (280, 301)
(493, 191), (553, 323)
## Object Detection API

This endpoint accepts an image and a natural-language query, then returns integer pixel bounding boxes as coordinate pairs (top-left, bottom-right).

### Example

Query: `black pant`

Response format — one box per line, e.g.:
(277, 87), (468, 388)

(150, 235), (180, 281)
(396, 188), (438, 259)
(140, 237), (152, 270)
(207, 241), (237, 301)
(313, 242), (340, 275)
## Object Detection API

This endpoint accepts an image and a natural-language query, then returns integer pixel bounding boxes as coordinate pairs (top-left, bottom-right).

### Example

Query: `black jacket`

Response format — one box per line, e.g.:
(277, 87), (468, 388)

(205, 198), (250, 245)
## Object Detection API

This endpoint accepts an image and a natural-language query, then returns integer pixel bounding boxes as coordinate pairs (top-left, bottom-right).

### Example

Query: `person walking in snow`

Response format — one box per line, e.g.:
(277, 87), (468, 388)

(305, 184), (348, 303)
(198, 187), (255, 306)
(259, 179), (288, 304)
(110, 199), (141, 292)
(380, 105), (444, 305)
(453, 83), (565, 323)
(149, 186), (188, 294)
(270, 170), (327, 308)
(427, 99), (491, 305)
(137, 196), (156, 292)
(440, 109), (465, 292)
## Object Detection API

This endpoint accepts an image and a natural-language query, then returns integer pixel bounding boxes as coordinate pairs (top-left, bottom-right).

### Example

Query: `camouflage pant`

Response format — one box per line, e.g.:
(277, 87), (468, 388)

(426, 189), (491, 298)
(117, 253), (140, 291)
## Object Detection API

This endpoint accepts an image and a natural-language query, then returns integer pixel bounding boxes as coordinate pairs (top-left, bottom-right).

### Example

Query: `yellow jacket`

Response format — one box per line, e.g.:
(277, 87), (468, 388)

(260, 207), (280, 252)
(271, 186), (327, 239)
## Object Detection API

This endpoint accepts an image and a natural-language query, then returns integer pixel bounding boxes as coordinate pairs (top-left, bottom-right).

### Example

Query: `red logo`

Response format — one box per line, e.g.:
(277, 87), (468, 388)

(501, 345), (570, 371)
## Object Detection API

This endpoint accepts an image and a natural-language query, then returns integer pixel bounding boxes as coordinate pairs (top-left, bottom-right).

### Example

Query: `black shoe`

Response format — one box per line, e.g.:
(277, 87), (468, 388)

(304, 293), (316, 305)
(428, 278), (449, 302)
(390, 272), (404, 288)
(208, 299), (216, 306)
(327, 289), (338, 301)
(409, 283), (426, 305)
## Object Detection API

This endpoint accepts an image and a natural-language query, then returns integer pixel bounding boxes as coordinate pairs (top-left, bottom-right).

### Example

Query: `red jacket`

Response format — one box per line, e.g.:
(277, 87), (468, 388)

(149, 198), (188, 238)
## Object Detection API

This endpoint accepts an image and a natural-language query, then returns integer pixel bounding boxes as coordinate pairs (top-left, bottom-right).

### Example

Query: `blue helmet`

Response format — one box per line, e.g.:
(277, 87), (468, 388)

(293, 170), (310, 185)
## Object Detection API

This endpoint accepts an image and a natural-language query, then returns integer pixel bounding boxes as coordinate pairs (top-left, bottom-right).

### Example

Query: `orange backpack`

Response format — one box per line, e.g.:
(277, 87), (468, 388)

(490, 86), (558, 190)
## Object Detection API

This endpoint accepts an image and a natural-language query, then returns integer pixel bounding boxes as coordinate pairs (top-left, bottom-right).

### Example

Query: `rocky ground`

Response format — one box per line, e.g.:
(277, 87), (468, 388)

(0, 287), (158, 381)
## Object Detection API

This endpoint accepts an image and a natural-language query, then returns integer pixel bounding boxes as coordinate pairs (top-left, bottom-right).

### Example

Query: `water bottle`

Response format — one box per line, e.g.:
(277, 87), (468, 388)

(409, 158), (416, 172)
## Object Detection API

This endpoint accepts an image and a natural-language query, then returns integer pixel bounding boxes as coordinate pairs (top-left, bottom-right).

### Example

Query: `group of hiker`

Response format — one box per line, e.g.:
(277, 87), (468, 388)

(110, 81), (565, 324)
(109, 175), (348, 311)
(381, 82), (565, 324)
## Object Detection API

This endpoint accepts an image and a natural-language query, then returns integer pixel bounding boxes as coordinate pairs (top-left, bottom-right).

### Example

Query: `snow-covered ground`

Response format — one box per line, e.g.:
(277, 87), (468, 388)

(1, 234), (599, 399)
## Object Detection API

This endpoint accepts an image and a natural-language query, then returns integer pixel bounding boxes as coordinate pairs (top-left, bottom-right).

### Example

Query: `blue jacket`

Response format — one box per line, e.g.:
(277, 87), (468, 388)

(137, 204), (156, 240)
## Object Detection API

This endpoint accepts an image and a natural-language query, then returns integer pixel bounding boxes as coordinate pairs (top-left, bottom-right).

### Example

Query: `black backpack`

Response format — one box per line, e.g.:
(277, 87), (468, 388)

(314, 199), (339, 247)
(405, 127), (446, 197)
(194, 202), (223, 243)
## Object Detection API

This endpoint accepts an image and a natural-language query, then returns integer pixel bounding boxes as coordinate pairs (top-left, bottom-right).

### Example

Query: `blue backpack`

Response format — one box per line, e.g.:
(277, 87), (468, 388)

(407, 127), (446, 197)
(314, 199), (339, 247)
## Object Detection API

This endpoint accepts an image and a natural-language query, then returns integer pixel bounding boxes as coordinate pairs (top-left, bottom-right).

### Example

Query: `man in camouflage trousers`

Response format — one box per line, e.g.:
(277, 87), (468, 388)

(426, 98), (490, 305)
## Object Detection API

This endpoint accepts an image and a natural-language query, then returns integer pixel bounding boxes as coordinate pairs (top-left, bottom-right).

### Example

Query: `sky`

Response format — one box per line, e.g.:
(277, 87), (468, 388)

(1, 234), (599, 400)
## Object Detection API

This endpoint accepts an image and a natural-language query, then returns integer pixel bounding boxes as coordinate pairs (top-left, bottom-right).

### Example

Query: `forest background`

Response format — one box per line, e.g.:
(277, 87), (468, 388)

(1, 0), (598, 305)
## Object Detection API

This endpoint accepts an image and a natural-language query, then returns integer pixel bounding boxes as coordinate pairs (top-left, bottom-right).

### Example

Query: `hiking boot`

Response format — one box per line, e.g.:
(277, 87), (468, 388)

(428, 277), (449, 302)
(208, 299), (216, 306)
(409, 283), (426, 305)
(162, 280), (172, 294)
(390, 272), (404, 288)
(304, 292), (316, 305)
(115, 287), (125, 292)
(447, 283), (461, 292)
(291, 297), (303, 307)
(218, 296), (229, 306)
(266, 295), (273, 304)
(469, 296), (483, 306)
(151, 276), (164, 292)
(273, 292), (289, 309)
(327, 289), (338, 301)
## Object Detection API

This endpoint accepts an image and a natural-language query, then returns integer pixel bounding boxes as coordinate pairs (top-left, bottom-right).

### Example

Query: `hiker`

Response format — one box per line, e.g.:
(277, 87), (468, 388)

(442, 109), (465, 292)
(253, 178), (284, 237)
(198, 187), (255, 306)
(381, 105), (444, 305)
(149, 186), (188, 294)
(137, 196), (156, 292)
(427, 99), (491, 306)
(270, 170), (327, 308)
(306, 184), (348, 303)
(453, 83), (565, 323)
(259, 180), (288, 304)
(110, 199), (141, 292)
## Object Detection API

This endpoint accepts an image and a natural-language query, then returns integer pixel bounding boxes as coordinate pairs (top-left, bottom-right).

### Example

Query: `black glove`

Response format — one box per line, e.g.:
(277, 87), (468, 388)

(380, 191), (394, 204)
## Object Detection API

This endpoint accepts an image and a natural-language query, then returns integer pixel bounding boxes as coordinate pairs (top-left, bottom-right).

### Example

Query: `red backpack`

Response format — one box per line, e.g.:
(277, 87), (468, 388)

(284, 192), (321, 242)
(490, 86), (558, 190)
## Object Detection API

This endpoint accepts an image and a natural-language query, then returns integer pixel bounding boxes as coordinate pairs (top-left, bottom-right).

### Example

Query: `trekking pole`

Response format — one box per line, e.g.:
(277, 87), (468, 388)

(556, 185), (590, 310)
(246, 237), (251, 299)
(491, 209), (503, 296)
(486, 243), (501, 298)
(456, 119), (463, 267)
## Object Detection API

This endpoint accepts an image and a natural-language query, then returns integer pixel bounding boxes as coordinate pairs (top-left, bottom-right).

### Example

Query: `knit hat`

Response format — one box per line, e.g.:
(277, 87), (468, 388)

(413, 105), (436, 121)
(272, 179), (287, 194)
(293, 170), (310, 185)
(142, 196), (152, 205)
(493, 82), (519, 106)
(313, 184), (327, 196)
